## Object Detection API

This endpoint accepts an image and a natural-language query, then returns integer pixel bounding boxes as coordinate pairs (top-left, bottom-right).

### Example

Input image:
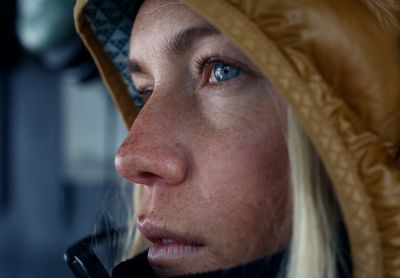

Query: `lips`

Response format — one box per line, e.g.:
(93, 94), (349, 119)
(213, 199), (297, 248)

(137, 220), (205, 266)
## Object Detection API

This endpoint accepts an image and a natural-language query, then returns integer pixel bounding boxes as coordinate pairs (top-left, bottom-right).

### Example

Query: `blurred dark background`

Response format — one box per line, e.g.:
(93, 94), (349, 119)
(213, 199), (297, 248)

(0, 0), (127, 277)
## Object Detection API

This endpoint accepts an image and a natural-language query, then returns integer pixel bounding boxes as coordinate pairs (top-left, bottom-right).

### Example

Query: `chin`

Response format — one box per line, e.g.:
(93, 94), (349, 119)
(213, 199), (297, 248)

(149, 250), (227, 277)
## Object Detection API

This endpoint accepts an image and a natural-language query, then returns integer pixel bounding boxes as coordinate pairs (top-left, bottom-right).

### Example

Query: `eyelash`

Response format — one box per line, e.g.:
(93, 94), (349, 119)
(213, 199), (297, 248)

(194, 55), (244, 83)
(136, 88), (152, 101)
(136, 56), (247, 99)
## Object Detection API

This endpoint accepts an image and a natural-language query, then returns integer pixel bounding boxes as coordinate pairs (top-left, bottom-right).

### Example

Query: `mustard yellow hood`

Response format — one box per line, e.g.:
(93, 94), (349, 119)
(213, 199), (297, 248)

(74, 0), (400, 277)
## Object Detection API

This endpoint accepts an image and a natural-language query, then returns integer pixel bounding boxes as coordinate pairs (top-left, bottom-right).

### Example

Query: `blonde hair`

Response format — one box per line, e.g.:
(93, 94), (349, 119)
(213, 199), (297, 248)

(286, 108), (340, 278)
(115, 182), (146, 262)
(116, 108), (343, 277)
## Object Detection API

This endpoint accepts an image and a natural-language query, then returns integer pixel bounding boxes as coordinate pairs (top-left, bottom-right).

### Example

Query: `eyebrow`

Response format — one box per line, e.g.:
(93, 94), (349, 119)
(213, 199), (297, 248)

(128, 25), (220, 74)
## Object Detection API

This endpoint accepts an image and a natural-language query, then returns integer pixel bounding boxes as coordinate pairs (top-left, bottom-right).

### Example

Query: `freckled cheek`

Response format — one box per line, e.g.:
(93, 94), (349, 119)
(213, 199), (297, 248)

(205, 130), (287, 191)
(197, 111), (288, 200)
(195, 129), (289, 233)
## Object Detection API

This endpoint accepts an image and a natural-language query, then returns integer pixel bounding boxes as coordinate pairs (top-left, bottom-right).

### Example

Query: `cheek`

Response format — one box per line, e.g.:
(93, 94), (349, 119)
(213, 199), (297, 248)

(200, 132), (288, 204)
(197, 106), (288, 203)
(192, 113), (290, 261)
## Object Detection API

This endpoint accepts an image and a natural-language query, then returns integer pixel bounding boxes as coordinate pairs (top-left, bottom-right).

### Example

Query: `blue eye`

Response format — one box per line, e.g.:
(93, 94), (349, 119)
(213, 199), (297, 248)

(210, 63), (242, 83)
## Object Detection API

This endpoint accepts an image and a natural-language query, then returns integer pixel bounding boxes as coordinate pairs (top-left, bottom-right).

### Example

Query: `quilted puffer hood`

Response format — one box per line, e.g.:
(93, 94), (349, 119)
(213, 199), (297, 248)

(74, 0), (400, 277)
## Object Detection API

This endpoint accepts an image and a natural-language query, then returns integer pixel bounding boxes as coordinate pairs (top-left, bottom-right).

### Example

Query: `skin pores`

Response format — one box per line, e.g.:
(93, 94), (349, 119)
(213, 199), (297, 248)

(115, 0), (292, 276)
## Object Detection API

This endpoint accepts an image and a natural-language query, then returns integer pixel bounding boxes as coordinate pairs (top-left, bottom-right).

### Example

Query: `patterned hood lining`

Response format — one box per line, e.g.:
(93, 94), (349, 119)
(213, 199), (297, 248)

(84, 0), (144, 109)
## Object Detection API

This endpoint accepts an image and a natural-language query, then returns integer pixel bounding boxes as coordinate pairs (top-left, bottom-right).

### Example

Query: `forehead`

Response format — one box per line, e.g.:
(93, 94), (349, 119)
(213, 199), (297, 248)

(131, 0), (208, 43)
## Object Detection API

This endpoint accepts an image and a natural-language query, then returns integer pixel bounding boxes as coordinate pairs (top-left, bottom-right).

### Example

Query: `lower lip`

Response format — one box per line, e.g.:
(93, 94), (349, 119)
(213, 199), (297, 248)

(148, 241), (204, 265)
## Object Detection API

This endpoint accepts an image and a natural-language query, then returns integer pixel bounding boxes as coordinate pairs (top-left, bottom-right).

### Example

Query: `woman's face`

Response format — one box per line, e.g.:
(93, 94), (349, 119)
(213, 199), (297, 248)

(115, 0), (291, 276)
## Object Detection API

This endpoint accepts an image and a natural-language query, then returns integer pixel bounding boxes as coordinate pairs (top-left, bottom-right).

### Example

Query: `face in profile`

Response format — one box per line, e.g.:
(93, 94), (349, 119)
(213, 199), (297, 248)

(115, 0), (292, 276)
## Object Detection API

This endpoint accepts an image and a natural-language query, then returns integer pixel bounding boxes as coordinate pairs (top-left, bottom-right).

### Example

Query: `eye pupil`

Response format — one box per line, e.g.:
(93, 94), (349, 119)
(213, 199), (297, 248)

(213, 63), (241, 82)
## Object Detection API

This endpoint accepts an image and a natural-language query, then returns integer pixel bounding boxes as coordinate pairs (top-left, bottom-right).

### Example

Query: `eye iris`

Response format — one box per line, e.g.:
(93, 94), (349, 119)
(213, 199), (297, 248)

(213, 63), (241, 82)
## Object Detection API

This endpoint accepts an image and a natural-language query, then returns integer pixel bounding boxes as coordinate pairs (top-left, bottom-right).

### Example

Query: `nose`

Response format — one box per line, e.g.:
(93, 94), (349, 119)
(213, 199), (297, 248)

(114, 97), (189, 187)
(115, 143), (188, 186)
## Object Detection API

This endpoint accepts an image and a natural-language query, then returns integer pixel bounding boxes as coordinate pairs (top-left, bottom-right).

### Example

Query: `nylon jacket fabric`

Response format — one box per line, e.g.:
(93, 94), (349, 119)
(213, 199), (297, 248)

(73, 0), (400, 277)
(111, 250), (288, 278)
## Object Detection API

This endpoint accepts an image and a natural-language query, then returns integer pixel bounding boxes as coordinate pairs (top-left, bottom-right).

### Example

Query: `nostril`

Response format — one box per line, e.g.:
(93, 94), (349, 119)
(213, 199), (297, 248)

(139, 172), (155, 179)
(133, 171), (163, 186)
(138, 171), (158, 183)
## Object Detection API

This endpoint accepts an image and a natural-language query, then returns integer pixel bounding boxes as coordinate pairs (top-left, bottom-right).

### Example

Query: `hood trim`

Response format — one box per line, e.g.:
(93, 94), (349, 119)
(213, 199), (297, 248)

(74, 0), (138, 128)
